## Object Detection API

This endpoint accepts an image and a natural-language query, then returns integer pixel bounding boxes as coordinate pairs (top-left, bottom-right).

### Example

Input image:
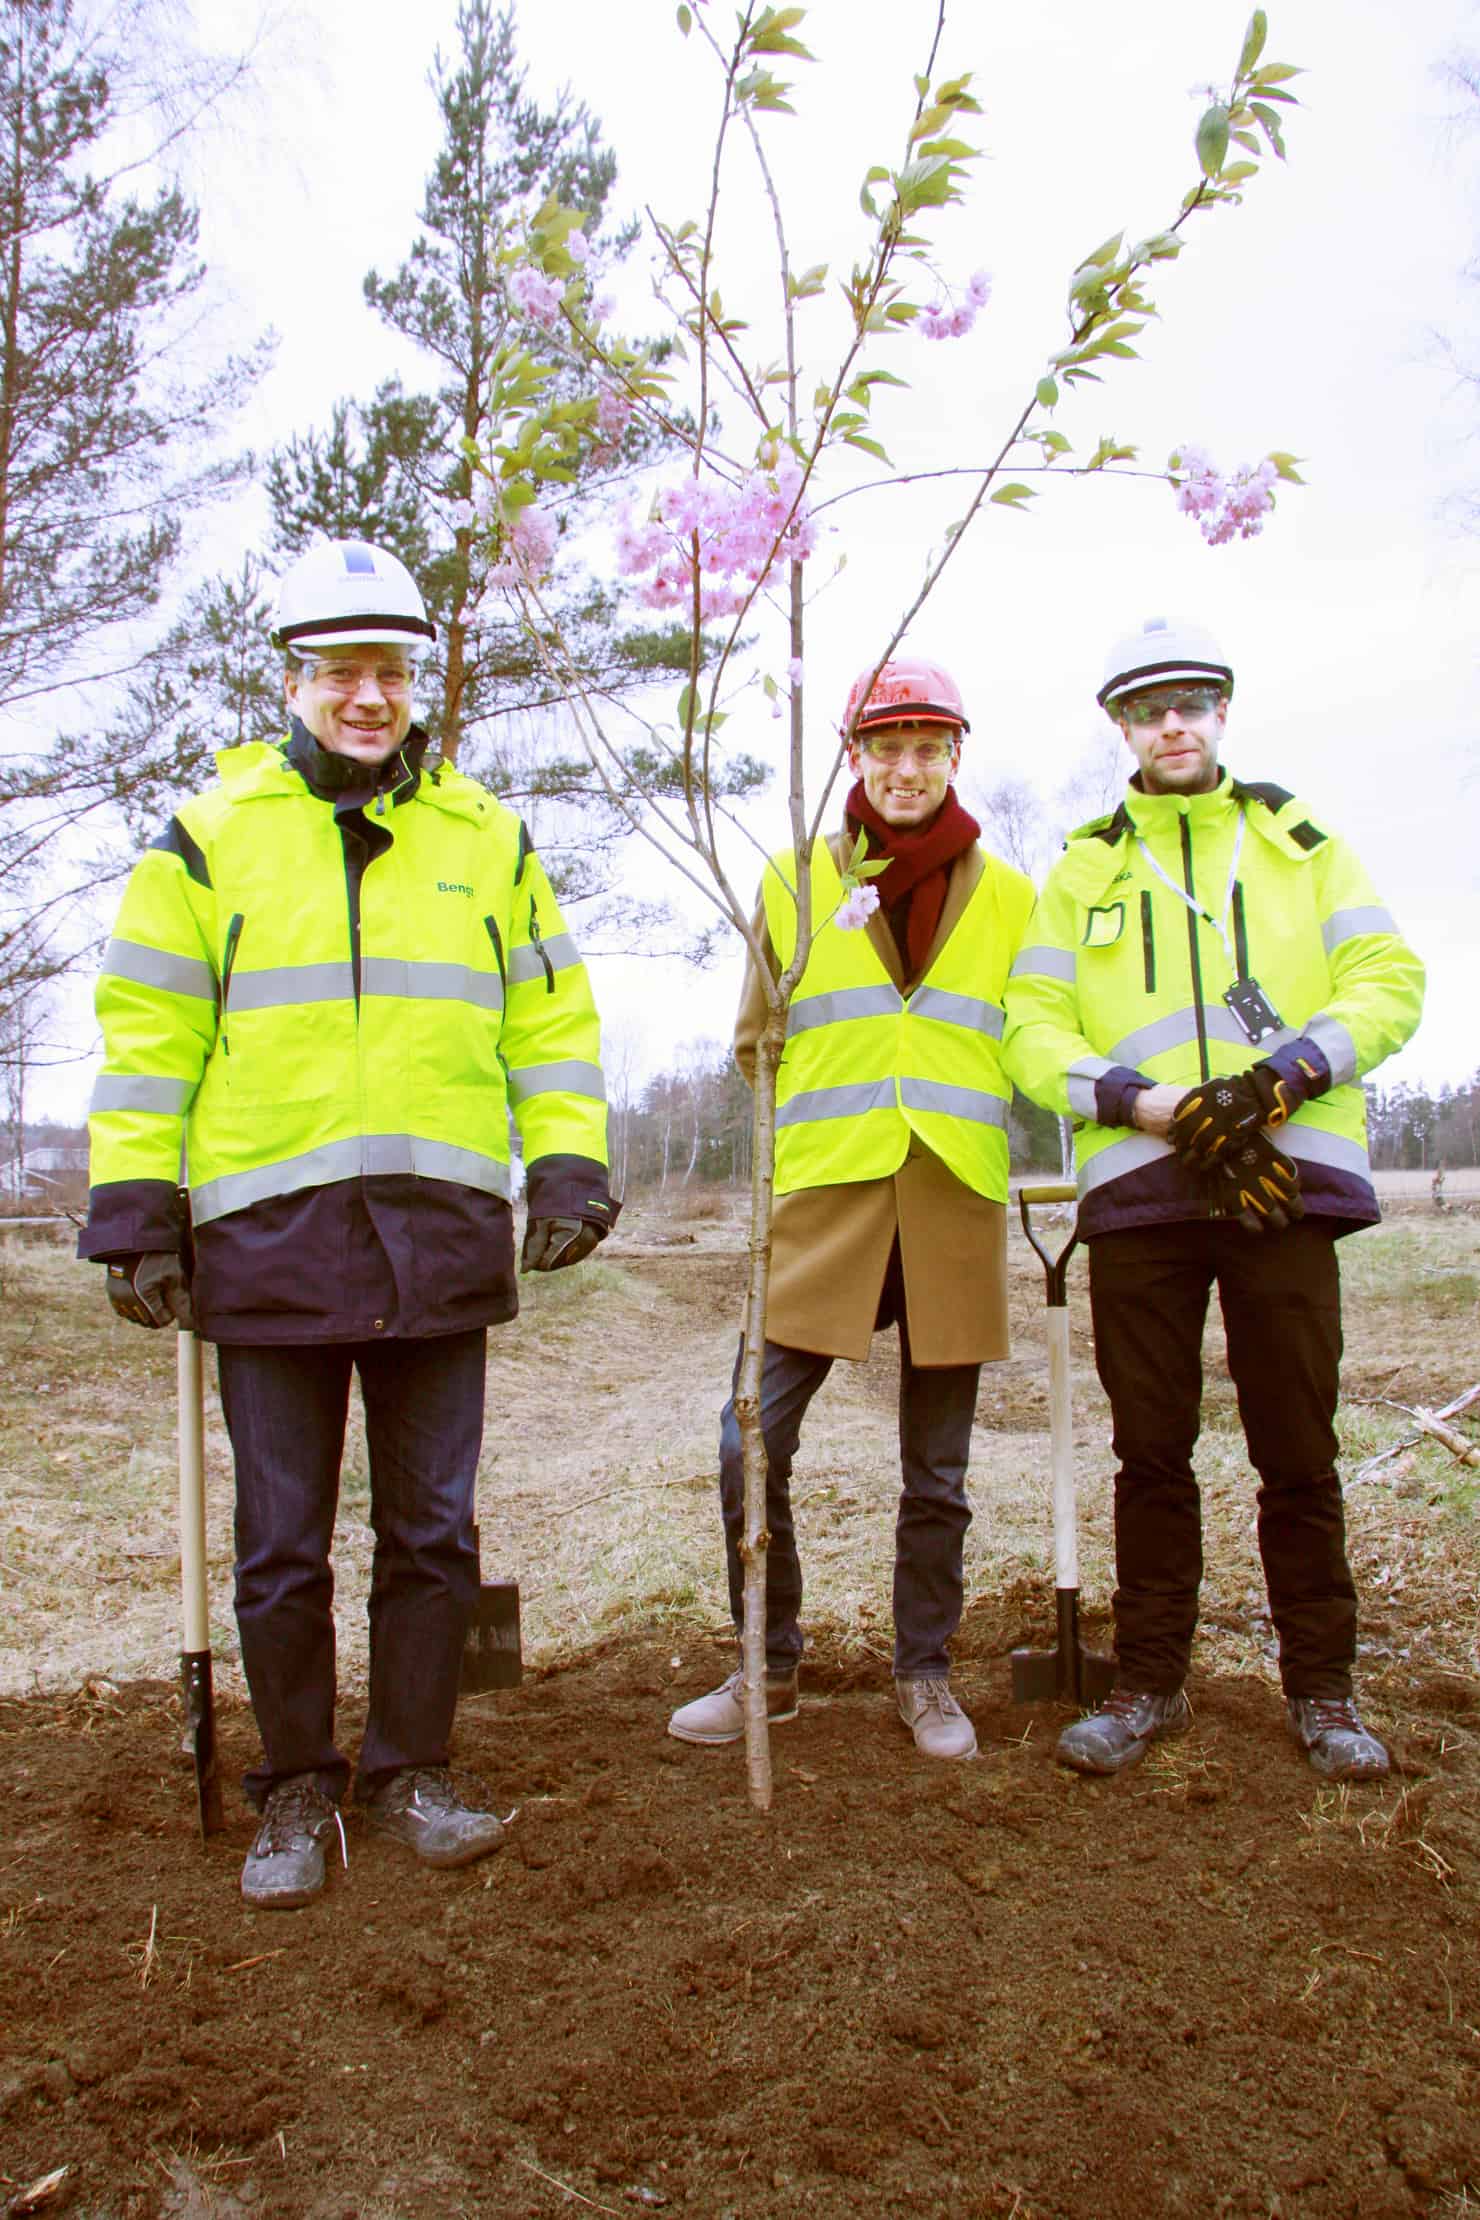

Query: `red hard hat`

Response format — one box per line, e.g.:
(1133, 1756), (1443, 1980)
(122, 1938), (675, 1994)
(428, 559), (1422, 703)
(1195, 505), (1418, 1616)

(842, 656), (970, 738)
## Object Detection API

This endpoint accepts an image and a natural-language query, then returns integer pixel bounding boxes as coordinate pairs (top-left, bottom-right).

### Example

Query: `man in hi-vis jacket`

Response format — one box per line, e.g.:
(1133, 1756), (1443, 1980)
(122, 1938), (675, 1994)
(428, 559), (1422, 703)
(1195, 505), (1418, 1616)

(81, 538), (616, 1907)
(1003, 616), (1423, 1782)
(669, 657), (1034, 1761)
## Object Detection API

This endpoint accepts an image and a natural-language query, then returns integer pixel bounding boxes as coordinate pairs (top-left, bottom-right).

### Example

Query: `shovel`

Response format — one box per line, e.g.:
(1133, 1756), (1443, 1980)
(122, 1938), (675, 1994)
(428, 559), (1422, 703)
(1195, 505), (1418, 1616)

(459, 1524), (523, 1695)
(1010, 1183), (1116, 1708)
(177, 1327), (223, 1839)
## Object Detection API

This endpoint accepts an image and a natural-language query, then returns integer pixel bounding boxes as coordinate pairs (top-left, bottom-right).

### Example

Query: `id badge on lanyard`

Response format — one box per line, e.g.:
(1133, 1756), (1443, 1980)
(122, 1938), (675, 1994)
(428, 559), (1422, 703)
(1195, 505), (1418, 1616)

(1136, 810), (1286, 1044)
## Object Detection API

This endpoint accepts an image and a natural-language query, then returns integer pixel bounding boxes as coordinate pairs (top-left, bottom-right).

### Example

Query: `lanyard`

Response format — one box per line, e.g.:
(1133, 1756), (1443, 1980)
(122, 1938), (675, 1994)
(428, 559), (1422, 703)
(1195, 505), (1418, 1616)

(1135, 809), (1246, 974)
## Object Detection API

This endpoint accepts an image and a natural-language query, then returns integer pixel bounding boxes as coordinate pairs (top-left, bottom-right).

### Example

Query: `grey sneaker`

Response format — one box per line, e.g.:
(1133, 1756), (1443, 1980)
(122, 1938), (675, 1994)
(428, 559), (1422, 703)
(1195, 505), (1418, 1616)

(668, 1666), (799, 1746)
(1056, 1686), (1192, 1775)
(896, 1677), (977, 1760)
(1286, 1696), (1389, 1781)
(241, 1775), (344, 1910)
(363, 1766), (506, 1869)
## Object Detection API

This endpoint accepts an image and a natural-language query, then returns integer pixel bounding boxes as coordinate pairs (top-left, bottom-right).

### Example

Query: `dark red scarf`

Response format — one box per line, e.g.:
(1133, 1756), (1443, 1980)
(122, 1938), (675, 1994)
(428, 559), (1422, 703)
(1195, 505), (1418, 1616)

(845, 780), (980, 976)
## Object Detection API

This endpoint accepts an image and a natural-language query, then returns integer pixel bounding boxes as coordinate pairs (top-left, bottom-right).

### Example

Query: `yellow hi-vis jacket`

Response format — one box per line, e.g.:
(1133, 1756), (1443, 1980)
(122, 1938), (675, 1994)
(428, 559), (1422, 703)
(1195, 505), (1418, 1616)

(1001, 775), (1425, 1235)
(84, 738), (607, 1260)
(763, 837), (1034, 1201)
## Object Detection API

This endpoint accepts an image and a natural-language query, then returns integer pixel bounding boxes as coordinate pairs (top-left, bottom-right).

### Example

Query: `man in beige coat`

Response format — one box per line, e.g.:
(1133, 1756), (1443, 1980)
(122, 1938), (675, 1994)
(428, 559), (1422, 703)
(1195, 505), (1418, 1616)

(669, 658), (1034, 1759)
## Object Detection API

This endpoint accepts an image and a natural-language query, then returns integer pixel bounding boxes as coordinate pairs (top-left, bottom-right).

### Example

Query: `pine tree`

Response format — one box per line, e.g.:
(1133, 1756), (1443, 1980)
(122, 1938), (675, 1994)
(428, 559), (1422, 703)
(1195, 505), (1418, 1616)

(0, 0), (267, 1021)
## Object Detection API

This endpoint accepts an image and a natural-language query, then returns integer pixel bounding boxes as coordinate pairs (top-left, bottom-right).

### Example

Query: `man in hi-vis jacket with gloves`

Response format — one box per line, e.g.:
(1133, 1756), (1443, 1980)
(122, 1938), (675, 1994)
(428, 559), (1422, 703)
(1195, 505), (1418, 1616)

(670, 655), (1034, 1763)
(80, 538), (617, 1908)
(1003, 616), (1423, 1782)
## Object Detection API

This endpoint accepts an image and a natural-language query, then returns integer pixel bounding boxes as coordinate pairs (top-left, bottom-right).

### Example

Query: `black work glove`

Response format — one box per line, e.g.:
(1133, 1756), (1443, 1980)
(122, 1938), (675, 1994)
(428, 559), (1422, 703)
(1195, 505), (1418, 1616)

(106, 1252), (195, 1329)
(1169, 1073), (1265, 1164)
(1172, 1059), (1317, 1165)
(1206, 1130), (1305, 1236)
(521, 1216), (603, 1273)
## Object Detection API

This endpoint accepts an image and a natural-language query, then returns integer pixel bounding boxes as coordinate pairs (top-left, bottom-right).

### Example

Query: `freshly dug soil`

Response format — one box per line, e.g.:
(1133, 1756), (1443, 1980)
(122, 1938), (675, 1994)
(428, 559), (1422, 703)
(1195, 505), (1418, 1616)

(2, 1638), (1478, 2219)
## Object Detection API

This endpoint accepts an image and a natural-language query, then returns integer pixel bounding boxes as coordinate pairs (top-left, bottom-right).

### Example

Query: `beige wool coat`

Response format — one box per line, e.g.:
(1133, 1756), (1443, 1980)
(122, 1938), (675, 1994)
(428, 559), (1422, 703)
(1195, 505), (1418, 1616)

(735, 834), (1014, 1368)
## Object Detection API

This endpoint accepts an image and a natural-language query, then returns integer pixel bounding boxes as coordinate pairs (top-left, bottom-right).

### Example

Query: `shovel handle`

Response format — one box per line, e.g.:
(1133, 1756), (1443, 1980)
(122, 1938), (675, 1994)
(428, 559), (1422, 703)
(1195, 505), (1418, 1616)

(1019, 1184), (1079, 1303)
(177, 1330), (209, 1653)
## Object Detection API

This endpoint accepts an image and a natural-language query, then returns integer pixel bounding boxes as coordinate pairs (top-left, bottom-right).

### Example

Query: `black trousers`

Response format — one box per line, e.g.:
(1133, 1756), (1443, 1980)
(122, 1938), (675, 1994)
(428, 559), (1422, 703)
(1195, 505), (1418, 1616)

(1087, 1219), (1355, 1699)
(218, 1330), (486, 1808)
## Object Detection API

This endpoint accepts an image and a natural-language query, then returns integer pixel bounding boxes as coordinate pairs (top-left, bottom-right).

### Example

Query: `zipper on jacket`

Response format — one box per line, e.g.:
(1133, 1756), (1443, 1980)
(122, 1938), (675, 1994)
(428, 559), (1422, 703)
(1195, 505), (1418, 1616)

(483, 915), (507, 999)
(220, 912), (244, 1056)
(528, 898), (555, 992)
(1178, 817), (1210, 1081)
(1140, 891), (1156, 994)
(1231, 881), (1249, 980)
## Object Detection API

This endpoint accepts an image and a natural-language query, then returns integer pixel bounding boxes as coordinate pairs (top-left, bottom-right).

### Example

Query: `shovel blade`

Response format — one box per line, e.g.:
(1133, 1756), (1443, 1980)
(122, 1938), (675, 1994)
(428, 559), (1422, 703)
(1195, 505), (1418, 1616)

(461, 1579), (522, 1693)
(1010, 1588), (1116, 1708)
(181, 1647), (224, 1838)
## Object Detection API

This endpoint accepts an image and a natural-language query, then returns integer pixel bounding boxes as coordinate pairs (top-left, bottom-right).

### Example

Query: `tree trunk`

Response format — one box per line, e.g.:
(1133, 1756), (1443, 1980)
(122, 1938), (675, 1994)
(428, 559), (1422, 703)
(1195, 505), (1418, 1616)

(736, 1016), (785, 1812)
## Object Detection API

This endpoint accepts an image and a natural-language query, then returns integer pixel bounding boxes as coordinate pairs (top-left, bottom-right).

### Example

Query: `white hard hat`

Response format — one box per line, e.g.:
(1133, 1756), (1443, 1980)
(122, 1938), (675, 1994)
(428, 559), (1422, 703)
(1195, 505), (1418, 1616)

(271, 539), (436, 657)
(1098, 616), (1233, 712)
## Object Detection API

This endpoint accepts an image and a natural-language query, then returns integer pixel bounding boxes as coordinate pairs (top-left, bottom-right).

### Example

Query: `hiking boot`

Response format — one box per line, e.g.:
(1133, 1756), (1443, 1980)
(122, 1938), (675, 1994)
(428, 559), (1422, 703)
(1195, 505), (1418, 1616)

(896, 1676), (977, 1760)
(1056, 1686), (1191, 1776)
(363, 1766), (506, 1869)
(1286, 1696), (1390, 1781)
(667, 1666), (799, 1746)
(241, 1774), (344, 1910)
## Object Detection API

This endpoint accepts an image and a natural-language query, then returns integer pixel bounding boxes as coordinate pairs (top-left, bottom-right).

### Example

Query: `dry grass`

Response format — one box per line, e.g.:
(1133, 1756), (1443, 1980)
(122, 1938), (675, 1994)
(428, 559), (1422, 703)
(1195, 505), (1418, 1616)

(1, 1206), (1477, 1716)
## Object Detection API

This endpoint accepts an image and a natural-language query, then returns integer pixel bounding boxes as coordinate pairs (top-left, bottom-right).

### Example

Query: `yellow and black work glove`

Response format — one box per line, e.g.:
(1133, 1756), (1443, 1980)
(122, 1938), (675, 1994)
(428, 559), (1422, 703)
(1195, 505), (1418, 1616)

(106, 1252), (196, 1329)
(1170, 1057), (1317, 1165)
(1206, 1130), (1305, 1236)
(521, 1217), (603, 1273)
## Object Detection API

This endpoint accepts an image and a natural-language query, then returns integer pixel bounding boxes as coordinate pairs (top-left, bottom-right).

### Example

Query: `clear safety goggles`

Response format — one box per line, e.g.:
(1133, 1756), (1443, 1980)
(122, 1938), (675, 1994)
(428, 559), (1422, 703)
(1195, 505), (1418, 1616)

(1120, 687), (1221, 726)
(296, 653), (422, 696)
(857, 731), (959, 767)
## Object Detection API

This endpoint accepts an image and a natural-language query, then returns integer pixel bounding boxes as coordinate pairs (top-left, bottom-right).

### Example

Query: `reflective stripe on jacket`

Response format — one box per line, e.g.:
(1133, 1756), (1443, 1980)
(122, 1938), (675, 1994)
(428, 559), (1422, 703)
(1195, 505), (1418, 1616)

(84, 737), (607, 1249)
(763, 837), (1034, 1202)
(1001, 774), (1424, 1235)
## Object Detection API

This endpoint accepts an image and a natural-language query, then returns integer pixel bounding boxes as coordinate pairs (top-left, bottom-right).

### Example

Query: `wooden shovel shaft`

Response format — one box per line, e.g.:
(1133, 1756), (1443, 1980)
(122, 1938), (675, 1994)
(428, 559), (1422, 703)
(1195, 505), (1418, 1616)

(178, 1331), (209, 1652)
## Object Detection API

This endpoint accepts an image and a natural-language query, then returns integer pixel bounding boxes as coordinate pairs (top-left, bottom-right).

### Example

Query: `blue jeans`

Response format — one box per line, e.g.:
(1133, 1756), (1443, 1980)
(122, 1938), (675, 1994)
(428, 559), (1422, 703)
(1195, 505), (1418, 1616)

(717, 1331), (980, 1679)
(217, 1330), (486, 1807)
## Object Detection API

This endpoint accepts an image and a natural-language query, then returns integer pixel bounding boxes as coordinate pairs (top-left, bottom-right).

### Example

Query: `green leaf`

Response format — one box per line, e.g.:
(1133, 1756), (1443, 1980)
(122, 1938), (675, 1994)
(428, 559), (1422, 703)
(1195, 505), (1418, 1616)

(677, 682), (695, 728)
(1267, 450), (1305, 484)
(1237, 9), (1267, 77)
(1081, 230), (1125, 269)
(843, 431), (891, 463)
(990, 482), (1036, 508)
(676, 2), (692, 31)
(1251, 62), (1303, 84)
(1196, 103), (1230, 178)
(859, 163), (890, 218)
(1250, 101), (1287, 159)
(1036, 375), (1059, 410)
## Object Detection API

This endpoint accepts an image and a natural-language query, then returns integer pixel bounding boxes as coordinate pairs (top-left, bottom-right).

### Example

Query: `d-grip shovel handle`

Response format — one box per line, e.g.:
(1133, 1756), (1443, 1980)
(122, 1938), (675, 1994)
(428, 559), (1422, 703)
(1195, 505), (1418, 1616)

(1018, 1182), (1078, 1306)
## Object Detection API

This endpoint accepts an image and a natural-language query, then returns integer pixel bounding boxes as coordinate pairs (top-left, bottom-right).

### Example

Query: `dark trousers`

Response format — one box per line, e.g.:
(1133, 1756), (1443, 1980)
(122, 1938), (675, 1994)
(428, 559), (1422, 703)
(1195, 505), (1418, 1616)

(1087, 1219), (1355, 1698)
(717, 1326), (980, 1680)
(217, 1330), (486, 1807)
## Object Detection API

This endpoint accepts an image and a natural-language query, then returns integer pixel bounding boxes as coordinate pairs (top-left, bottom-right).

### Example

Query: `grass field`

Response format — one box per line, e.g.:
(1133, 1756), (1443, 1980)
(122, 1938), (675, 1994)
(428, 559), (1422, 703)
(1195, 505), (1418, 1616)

(1, 1191), (1475, 1707)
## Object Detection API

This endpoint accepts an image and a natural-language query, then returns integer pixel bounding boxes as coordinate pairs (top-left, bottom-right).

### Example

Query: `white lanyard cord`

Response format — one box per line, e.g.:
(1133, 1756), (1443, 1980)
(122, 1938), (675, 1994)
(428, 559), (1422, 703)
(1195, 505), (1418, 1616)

(1134, 809), (1246, 975)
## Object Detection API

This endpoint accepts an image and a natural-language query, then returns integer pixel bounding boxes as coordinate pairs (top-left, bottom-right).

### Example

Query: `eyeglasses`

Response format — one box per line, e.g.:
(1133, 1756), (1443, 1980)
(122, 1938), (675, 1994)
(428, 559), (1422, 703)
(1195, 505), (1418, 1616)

(1121, 688), (1220, 726)
(305, 661), (414, 696)
(858, 734), (957, 767)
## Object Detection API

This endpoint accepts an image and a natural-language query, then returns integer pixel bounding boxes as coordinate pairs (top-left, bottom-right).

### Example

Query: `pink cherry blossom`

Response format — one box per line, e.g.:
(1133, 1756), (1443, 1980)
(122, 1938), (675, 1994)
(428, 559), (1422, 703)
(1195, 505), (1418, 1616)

(920, 269), (992, 342)
(835, 884), (881, 930)
(567, 232), (590, 265)
(787, 657), (804, 686)
(614, 457), (819, 617)
(1171, 447), (1280, 546)
(510, 265), (563, 330)
(488, 504), (558, 588)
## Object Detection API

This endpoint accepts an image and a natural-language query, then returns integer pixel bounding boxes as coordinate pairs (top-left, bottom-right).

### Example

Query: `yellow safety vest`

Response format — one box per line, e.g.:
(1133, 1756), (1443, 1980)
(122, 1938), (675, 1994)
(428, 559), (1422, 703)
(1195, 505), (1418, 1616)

(762, 837), (1034, 1200)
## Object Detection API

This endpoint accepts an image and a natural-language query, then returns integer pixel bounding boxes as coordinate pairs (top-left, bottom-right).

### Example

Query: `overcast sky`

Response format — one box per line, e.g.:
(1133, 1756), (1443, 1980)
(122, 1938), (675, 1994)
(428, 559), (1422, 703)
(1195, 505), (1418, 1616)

(35, 0), (1480, 1115)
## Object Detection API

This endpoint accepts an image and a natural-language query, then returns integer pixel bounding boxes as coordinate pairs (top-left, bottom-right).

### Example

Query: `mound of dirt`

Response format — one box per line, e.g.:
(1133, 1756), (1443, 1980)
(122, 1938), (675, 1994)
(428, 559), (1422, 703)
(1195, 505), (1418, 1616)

(2, 1640), (1477, 2218)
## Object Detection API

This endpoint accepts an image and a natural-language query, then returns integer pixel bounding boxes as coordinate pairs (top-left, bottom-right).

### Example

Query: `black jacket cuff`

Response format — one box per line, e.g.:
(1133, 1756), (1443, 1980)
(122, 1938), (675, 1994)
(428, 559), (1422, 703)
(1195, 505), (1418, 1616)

(523, 1155), (621, 1231)
(78, 1180), (187, 1262)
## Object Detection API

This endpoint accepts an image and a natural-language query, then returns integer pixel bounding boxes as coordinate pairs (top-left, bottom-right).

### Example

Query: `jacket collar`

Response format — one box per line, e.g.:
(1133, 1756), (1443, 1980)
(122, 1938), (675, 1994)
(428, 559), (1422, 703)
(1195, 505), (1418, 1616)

(283, 718), (428, 807)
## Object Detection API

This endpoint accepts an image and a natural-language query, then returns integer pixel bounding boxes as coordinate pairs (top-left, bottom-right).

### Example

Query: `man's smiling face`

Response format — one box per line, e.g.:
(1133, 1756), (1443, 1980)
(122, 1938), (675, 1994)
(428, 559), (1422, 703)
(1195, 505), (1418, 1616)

(285, 643), (415, 764)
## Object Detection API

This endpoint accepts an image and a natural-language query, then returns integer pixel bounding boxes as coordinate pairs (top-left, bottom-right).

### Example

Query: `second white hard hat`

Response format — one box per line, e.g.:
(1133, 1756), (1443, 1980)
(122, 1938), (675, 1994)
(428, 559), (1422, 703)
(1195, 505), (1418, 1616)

(1098, 616), (1233, 712)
